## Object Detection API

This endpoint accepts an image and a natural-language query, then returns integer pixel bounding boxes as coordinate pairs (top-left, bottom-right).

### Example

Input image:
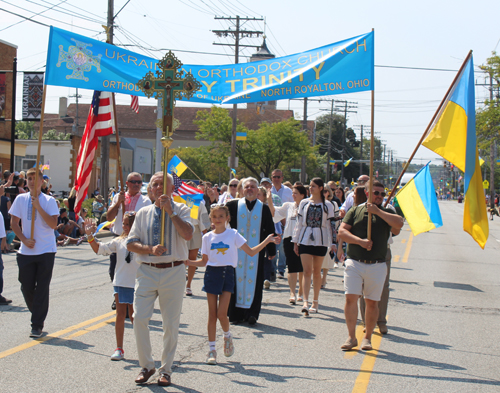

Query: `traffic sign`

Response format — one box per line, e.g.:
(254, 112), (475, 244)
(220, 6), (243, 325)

(483, 180), (489, 189)
(291, 169), (301, 172)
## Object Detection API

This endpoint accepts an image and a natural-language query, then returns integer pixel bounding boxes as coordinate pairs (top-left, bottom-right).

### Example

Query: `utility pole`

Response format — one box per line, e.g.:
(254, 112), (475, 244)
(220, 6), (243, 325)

(301, 98), (308, 183)
(359, 125), (363, 177)
(489, 76), (496, 209)
(213, 16), (263, 178)
(326, 100), (334, 183)
(70, 88), (82, 134)
(382, 144), (386, 184)
(336, 100), (357, 186)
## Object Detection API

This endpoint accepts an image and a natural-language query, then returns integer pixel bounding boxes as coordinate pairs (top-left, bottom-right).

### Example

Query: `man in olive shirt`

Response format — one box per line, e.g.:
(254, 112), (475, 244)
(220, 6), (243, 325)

(338, 181), (404, 351)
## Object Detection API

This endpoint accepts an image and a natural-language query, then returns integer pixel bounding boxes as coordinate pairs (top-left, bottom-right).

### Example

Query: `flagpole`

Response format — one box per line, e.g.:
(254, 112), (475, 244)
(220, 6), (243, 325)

(383, 50), (473, 207)
(31, 86), (47, 240)
(186, 165), (203, 182)
(368, 88), (374, 240)
(111, 93), (126, 214)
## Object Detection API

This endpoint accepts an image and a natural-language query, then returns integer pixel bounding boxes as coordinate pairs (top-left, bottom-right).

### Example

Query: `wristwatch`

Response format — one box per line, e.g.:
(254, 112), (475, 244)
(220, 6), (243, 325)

(169, 211), (178, 219)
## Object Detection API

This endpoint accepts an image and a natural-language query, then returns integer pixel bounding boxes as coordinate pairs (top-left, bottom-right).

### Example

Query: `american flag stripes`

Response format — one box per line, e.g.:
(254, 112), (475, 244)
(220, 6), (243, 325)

(172, 173), (201, 197)
(130, 95), (139, 114)
(74, 91), (115, 216)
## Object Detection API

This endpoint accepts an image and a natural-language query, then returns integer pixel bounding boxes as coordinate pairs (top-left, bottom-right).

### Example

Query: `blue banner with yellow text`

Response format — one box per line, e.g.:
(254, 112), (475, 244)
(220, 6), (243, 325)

(45, 27), (374, 104)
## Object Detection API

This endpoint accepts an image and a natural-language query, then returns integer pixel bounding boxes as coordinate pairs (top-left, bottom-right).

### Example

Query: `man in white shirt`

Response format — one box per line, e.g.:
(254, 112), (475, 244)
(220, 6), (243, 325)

(270, 169), (292, 279)
(106, 172), (151, 283)
(127, 172), (193, 387)
(9, 168), (59, 338)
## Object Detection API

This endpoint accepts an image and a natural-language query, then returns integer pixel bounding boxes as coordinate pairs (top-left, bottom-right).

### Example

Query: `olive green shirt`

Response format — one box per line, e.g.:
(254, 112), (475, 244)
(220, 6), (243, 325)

(342, 203), (395, 261)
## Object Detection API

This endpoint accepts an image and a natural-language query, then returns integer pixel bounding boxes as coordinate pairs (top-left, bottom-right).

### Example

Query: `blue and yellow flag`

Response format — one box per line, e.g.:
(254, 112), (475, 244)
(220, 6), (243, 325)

(395, 164), (442, 236)
(236, 131), (247, 141)
(167, 155), (188, 177)
(95, 219), (116, 234)
(173, 193), (204, 219)
(422, 54), (488, 248)
(344, 157), (353, 167)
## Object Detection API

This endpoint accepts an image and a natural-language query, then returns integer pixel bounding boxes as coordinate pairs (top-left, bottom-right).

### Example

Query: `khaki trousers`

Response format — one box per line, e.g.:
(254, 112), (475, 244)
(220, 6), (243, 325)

(360, 247), (391, 325)
(133, 263), (185, 375)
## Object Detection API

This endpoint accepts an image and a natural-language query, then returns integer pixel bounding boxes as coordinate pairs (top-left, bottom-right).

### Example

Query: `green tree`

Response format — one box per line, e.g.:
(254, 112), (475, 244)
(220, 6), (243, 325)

(15, 121), (70, 140)
(476, 52), (500, 195)
(195, 106), (317, 180)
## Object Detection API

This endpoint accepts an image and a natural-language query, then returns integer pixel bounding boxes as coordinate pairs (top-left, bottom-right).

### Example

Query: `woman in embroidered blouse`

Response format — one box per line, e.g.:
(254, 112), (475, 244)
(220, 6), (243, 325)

(292, 178), (337, 316)
(267, 184), (307, 305)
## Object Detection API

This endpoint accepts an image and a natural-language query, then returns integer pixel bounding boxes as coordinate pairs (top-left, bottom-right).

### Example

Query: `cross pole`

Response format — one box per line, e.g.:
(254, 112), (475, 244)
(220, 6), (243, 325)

(137, 51), (201, 246)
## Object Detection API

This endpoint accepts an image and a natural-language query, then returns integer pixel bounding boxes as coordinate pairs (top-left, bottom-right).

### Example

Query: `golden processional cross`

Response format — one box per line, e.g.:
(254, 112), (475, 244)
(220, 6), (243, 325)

(137, 52), (201, 246)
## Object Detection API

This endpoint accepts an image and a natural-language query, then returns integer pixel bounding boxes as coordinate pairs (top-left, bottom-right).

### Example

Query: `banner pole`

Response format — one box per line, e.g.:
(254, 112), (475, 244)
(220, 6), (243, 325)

(383, 50), (473, 207)
(368, 89), (374, 241)
(30, 86), (47, 240)
(111, 93), (126, 213)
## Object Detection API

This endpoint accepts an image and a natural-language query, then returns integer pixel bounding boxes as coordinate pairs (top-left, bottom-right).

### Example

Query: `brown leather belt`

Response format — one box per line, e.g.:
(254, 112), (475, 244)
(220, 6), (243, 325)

(142, 261), (184, 269)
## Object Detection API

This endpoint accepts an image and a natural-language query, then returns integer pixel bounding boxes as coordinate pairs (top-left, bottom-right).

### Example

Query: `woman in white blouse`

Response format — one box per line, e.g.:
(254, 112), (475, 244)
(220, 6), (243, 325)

(292, 178), (337, 316)
(267, 184), (308, 304)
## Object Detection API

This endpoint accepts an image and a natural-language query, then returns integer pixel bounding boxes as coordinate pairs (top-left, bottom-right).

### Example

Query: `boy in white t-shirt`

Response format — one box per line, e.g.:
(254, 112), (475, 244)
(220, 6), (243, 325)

(9, 168), (59, 338)
(185, 205), (280, 365)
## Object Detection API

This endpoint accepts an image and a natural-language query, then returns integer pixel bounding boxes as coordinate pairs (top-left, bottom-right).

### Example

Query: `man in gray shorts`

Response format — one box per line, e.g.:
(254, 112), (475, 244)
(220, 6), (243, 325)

(338, 180), (404, 351)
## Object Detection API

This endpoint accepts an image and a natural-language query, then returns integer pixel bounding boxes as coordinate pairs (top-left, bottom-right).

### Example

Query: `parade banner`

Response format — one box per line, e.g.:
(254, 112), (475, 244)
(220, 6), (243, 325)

(22, 72), (44, 121)
(45, 26), (374, 104)
(0, 73), (6, 120)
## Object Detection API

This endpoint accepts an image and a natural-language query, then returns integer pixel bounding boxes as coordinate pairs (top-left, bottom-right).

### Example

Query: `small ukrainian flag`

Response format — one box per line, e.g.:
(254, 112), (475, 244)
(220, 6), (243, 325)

(167, 155), (188, 176)
(236, 132), (247, 141)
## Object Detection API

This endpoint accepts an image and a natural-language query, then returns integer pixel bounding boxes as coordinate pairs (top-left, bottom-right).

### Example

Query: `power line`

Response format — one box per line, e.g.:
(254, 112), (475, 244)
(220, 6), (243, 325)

(116, 43), (251, 58)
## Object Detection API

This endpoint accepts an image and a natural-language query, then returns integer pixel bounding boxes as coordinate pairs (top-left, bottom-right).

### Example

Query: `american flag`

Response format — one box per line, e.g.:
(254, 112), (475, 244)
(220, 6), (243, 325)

(74, 91), (115, 216)
(130, 95), (139, 114)
(172, 173), (201, 197)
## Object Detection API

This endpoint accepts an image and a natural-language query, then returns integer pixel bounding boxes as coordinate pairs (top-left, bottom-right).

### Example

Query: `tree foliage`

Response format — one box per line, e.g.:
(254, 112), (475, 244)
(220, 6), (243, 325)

(15, 121), (70, 140)
(193, 106), (318, 182)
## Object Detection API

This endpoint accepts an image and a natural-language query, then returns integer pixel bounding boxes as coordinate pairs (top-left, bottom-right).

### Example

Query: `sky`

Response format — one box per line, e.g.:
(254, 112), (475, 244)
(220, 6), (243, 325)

(1, 0), (500, 165)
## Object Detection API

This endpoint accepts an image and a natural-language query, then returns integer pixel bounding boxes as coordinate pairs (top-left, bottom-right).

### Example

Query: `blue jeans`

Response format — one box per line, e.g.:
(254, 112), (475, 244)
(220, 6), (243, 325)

(276, 236), (286, 274)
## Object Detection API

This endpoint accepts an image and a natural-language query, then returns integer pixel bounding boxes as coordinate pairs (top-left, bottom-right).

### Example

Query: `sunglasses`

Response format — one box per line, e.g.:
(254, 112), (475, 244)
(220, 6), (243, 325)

(229, 184), (238, 188)
(124, 211), (136, 217)
(357, 180), (367, 184)
(373, 191), (386, 197)
(272, 176), (281, 179)
(127, 180), (142, 185)
(125, 251), (132, 263)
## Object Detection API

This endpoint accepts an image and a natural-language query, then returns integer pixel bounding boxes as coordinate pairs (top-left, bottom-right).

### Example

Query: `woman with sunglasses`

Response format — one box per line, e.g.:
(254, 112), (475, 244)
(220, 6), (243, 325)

(292, 178), (337, 316)
(218, 178), (239, 205)
(84, 212), (138, 361)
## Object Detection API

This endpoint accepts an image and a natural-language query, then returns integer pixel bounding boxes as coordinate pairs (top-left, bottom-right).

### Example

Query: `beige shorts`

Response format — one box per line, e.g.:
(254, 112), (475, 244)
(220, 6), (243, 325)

(188, 226), (202, 250)
(343, 259), (387, 301)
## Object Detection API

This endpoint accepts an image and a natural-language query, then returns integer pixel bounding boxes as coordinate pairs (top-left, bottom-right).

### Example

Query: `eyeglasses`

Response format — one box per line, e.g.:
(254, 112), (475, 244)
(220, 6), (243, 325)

(127, 180), (142, 185)
(229, 184), (238, 188)
(357, 179), (367, 184)
(373, 191), (386, 197)
(272, 176), (281, 179)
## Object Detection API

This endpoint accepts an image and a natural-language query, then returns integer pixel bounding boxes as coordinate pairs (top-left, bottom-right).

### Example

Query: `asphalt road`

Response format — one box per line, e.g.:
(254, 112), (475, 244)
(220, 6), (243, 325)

(1, 201), (499, 393)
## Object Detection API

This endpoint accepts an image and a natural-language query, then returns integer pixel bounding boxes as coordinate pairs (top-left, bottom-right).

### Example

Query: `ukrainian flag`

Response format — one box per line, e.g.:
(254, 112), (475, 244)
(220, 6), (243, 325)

(344, 157), (352, 167)
(236, 131), (247, 141)
(167, 155), (188, 177)
(422, 54), (488, 248)
(173, 193), (204, 219)
(95, 218), (116, 234)
(395, 164), (442, 236)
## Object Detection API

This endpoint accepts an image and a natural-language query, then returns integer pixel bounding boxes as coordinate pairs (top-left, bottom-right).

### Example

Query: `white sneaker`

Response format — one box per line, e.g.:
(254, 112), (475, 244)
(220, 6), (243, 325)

(206, 350), (217, 365)
(111, 348), (124, 361)
(264, 279), (271, 289)
(224, 335), (234, 357)
(334, 262), (339, 268)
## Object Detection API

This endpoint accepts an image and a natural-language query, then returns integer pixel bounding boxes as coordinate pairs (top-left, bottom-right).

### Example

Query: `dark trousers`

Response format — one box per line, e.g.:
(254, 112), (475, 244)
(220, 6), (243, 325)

(17, 253), (55, 329)
(0, 254), (4, 294)
(109, 253), (117, 282)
